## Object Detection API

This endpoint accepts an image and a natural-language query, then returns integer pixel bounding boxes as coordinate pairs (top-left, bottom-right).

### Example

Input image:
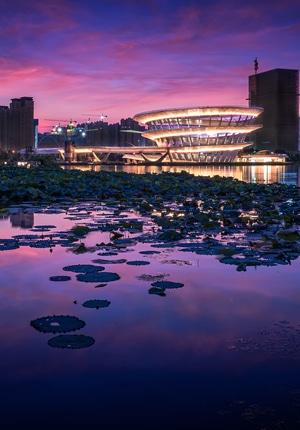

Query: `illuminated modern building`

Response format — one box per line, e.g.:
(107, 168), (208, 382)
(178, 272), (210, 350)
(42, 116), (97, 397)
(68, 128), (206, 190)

(248, 67), (299, 153)
(133, 106), (263, 163)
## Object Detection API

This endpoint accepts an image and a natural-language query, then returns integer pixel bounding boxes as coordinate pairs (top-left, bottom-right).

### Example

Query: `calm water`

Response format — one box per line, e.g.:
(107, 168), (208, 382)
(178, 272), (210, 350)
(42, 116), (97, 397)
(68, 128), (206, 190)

(1, 167), (300, 429)
(69, 163), (300, 186)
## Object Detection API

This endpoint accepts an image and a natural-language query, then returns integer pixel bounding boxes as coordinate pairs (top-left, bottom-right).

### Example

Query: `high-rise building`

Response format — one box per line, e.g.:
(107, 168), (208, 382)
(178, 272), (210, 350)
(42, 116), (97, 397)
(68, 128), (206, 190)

(0, 96), (34, 151)
(248, 66), (299, 153)
(120, 118), (146, 147)
(0, 106), (9, 150)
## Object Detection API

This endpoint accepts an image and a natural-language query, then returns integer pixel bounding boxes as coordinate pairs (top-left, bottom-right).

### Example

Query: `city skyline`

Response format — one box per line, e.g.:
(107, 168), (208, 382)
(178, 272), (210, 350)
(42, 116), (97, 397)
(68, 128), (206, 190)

(0, 0), (299, 132)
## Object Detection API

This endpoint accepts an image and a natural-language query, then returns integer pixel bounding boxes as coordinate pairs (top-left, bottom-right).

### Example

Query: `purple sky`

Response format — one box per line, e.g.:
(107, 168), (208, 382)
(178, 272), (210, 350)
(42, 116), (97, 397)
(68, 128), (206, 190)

(0, 0), (299, 131)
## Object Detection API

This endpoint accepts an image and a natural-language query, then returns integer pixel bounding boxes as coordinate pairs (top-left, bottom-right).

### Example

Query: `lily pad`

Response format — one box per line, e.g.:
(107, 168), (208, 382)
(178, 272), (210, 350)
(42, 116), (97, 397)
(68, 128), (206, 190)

(0, 239), (20, 251)
(12, 234), (39, 240)
(48, 334), (95, 349)
(126, 260), (150, 266)
(148, 287), (166, 296)
(277, 229), (300, 241)
(63, 264), (105, 273)
(92, 258), (127, 264)
(97, 251), (119, 256)
(49, 275), (71, 282)
(70, 243), (88, 254)
(157, 230), (183, 241)
(139, 250), (161, 255)
(33, 224), (56, 229)
(151, 280), (184, 289)
(71, 225), (90, 237)
(30, 240), (56, 248)
(82, 299), (111, 309)
(113, 238), (136, 246)
(76, 272), (120, 283)
(30, 315), (85, 333)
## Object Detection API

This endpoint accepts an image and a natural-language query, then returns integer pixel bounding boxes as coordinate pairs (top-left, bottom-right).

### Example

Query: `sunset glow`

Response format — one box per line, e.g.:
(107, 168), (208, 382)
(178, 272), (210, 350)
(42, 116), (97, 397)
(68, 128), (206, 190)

(0, 0), (299, 132)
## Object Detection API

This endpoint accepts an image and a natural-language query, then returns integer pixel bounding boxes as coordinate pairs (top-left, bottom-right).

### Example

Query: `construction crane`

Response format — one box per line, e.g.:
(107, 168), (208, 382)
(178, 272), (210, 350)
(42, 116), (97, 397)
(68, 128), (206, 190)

(254, 57), (258, 74)
(43, 119), (78, 139)
(44, 119), (77, 126)
(82, 114), (107, 122)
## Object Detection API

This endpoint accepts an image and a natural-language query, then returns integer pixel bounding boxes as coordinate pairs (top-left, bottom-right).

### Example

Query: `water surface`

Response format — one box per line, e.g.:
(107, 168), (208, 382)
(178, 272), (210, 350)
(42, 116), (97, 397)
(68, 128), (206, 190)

(71, 163), (300, 186)
(1, 197), (300, 429)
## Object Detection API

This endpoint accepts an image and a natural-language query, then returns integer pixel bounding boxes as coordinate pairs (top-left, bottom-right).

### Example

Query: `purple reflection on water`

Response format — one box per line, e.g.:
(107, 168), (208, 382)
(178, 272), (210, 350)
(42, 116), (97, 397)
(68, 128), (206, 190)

(1, 205), (300, 429)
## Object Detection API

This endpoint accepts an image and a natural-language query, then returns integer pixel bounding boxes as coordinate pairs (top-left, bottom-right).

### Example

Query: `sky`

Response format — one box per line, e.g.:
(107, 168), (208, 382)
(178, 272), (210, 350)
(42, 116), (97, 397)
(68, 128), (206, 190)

(0, 0), (299, 132)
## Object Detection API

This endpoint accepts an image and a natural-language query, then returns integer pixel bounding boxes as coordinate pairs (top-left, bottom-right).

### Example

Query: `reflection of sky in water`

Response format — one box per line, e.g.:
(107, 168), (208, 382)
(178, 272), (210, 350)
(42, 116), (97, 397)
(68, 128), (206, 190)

(1, 206), (300, 428)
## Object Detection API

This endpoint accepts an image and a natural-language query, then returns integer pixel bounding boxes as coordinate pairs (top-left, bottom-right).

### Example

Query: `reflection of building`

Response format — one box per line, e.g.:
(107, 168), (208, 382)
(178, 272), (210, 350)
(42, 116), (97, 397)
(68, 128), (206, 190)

(236, 150), (288, 163)
(248, 67), (299, 153)
(0, 97), (35, 151)
(133, 106), (263, 163)
(10, 213), (34, 229)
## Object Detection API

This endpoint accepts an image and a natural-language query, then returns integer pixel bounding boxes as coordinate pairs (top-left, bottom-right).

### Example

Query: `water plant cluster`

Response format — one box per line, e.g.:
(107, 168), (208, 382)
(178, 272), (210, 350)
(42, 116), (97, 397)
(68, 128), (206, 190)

(1, 166), (300, 271)
(30, 314), (95, 348)
(0, 166), (295, 207)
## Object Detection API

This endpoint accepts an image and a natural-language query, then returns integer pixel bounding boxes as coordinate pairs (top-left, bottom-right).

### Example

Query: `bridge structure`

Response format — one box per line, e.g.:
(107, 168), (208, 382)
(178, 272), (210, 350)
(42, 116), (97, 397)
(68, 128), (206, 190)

(35, 142), (251, 164)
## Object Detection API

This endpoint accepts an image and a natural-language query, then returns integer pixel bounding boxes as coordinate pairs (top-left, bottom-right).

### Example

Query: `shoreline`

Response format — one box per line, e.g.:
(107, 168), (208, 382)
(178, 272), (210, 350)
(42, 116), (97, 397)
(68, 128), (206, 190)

(58, 160), (297, 167)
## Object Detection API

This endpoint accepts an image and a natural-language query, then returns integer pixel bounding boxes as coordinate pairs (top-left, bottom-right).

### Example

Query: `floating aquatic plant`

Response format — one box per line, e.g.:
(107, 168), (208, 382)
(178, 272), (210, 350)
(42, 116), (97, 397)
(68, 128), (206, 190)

(151, 280), (184, 289)
(97, 251), (119, 256)
(49, 275), (71, 281)
(48, 334), (95, 349)
(126, 260), (150, 266)
(63, 264), (105, 273)
(32, 224), (56, 229)
(76, 272), (120, 283)
(139, 250), (161, 255)
(92, 258), (127, 264)
(110, 230), (124, 241)
(148, 287), (166, 296)
(70, 243), (88, 254)
(119, 220), (143, 230)
(30, 315), (85, 333)
(157, 229), (183, 241)
(277, 229), (300, 241)
(0, 239), (19, 251)
(1, 168), (300, 269)
(29, 240), (56, 248)
(71, 225), (90, 237)
(82, 299), (111, 309)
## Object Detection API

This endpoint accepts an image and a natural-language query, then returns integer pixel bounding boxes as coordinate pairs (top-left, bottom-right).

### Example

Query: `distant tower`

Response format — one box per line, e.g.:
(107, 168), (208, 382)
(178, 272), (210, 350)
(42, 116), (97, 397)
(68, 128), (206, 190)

(248, 68), (299, 153)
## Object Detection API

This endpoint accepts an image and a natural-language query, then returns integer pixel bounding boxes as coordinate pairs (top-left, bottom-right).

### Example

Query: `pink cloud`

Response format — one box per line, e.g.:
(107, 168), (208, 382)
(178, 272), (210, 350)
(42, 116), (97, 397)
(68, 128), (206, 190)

(0, 0), (298, 131)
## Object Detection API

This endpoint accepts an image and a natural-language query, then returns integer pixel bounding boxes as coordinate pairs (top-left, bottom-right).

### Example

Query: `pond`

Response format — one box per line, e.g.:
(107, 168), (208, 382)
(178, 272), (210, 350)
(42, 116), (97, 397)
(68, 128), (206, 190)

(1, 193), (300, 429)
(70, 162), (300, 186)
